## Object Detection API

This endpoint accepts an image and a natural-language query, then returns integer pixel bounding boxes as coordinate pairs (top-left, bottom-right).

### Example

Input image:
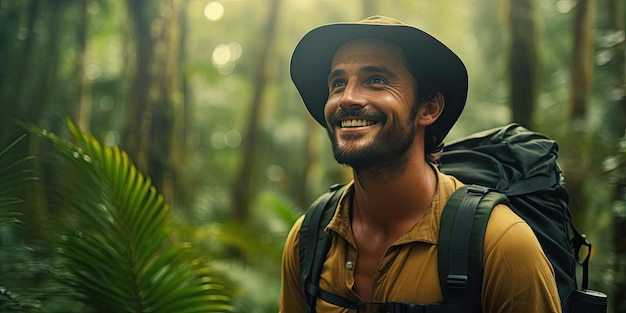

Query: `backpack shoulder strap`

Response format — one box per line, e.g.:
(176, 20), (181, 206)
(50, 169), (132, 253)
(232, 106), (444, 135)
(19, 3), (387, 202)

(438, 185), (509, 312)
(299, 184), (347, 313)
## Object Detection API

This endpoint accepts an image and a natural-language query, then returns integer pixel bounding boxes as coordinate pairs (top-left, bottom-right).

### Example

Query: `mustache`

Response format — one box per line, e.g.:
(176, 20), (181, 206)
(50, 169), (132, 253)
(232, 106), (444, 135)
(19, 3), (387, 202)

(329, 107), (386, 125)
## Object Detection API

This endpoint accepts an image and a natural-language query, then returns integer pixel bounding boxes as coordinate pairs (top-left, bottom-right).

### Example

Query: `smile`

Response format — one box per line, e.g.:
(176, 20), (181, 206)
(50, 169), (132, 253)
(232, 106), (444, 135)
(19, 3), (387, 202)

(340, 119), (377, 128)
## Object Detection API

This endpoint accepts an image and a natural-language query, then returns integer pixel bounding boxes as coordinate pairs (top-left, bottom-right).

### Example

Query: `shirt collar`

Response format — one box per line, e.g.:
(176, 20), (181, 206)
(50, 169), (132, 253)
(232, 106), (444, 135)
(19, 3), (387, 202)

(326, 165), (462, 246)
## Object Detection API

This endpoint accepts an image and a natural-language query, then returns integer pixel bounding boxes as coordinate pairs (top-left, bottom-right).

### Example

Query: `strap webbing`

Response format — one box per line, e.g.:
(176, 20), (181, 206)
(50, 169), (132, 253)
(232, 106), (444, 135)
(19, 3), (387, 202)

(301, 192), (330, 285)
(446, 186), (488, 301)
(300, 184), (346, 313)
(438, 185), (509, 313)
(311, 283), (468, 312)
(306, 283), (359, 309)
(571, 221), (592, 289)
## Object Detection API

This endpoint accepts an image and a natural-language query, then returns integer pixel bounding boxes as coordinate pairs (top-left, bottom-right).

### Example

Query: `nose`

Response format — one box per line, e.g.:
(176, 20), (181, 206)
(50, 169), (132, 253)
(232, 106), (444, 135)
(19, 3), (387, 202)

(338, 81), (367, 109)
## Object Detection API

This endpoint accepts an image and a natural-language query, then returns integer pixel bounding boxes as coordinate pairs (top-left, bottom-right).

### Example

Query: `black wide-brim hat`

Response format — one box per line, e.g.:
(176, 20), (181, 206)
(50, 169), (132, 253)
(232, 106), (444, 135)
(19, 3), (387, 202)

(290, 15), (468, 147)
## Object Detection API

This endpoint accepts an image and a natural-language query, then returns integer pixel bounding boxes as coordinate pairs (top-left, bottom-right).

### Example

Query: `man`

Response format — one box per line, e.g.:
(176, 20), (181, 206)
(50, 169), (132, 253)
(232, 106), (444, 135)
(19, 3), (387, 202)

(280, 15), (561, 313)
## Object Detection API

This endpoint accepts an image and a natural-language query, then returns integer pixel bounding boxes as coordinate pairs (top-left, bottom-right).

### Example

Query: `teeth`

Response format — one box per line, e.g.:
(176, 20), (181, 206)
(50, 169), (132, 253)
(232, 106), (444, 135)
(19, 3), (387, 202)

(340, 119), (374, 127)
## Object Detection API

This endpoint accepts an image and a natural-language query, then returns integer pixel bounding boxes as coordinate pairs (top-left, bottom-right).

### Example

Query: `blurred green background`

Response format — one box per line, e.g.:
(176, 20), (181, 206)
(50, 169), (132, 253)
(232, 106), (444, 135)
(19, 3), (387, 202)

(1, 0), (624, 312)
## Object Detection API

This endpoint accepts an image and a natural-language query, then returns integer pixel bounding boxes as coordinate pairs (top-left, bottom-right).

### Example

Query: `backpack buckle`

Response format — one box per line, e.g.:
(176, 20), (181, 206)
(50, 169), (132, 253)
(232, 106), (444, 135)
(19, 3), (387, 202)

(466, 185), (490, 195)
(446, 274), (468, 289)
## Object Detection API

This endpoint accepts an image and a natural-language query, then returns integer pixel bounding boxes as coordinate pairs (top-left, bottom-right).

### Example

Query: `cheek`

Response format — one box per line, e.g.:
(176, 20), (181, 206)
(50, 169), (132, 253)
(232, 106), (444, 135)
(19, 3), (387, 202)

(323, 99), (338, 123)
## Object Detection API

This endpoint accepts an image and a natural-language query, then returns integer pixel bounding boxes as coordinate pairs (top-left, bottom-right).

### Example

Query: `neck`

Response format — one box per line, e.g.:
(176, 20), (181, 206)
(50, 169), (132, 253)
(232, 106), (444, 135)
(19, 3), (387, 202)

(351, 158), (438, 233)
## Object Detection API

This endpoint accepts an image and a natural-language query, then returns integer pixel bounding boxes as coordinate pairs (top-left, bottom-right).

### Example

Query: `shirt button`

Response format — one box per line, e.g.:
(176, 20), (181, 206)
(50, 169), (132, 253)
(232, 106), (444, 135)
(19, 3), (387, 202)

(345, 261), (354, 270)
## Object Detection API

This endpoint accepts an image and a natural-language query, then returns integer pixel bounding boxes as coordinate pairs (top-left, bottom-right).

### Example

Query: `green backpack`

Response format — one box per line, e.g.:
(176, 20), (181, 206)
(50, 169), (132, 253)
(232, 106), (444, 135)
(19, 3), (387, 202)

(298, 124), (606, 313)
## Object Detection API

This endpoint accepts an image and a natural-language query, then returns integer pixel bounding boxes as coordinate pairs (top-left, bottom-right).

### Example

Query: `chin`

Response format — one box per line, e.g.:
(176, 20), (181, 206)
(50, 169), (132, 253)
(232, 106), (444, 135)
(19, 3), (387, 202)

(332, 144), (381, 169)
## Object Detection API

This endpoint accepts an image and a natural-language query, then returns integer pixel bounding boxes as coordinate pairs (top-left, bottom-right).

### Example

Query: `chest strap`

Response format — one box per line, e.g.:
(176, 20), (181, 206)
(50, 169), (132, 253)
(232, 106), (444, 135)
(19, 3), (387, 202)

(306, 283), (466, 313)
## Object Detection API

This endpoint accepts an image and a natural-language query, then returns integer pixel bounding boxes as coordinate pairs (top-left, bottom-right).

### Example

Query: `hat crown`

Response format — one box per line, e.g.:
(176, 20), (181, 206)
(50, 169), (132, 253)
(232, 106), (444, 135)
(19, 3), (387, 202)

(359, 15), (405, 25)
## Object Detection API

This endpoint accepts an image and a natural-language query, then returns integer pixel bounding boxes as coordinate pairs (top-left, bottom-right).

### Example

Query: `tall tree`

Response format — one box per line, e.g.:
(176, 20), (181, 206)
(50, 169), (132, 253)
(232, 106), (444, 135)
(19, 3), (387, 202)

(231, 0), (282, 221)
(122, 0), (183, 203)
(507, 0), (538, 128)
(22, 0), (67, 241)
(1, 0), (40, 125)
(563, 0), (596, 226)
(73, 0), (90, 131)
(171, 0), (192, 209)
(154, 0), (186, 207)
(607, 0), (626, 309)
(362, 0), (378, 17)
(123, 0), (154, 173)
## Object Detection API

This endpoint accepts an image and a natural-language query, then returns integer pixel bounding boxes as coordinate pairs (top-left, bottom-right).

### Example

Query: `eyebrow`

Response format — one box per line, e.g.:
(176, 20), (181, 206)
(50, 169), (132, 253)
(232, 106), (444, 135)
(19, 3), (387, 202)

(327, 69), (345, 83)
(327, 65), (398, 83)
(361, 65), (398, 78)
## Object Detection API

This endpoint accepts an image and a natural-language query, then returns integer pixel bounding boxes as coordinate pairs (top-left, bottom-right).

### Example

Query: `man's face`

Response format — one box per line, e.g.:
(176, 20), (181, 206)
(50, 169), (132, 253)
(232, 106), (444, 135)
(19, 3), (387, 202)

(324, 39), (418, 170)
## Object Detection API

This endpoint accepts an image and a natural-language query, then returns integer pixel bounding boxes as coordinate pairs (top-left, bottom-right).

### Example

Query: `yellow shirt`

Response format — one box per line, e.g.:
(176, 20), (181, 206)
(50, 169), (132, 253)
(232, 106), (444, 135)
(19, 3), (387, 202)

(280, 169), (562, 312)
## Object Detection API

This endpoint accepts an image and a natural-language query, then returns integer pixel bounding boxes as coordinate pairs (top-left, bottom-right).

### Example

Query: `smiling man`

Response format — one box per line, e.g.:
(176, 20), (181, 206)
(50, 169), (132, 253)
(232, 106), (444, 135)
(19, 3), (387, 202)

(326, 39), (421, 172)
(280, 16), (561, 313)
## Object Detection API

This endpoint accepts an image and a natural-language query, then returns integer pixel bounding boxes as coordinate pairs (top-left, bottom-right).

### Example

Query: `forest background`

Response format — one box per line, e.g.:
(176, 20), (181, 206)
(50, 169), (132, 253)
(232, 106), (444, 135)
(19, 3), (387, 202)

(1, 0), (625, 312)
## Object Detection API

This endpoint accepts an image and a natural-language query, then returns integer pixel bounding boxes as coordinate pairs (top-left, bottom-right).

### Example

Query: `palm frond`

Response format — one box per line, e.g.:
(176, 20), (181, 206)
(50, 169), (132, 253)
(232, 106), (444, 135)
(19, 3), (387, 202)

(0, 133), (36, 213)
(24, 120), (233, 313)
(0, 129), (50, 313)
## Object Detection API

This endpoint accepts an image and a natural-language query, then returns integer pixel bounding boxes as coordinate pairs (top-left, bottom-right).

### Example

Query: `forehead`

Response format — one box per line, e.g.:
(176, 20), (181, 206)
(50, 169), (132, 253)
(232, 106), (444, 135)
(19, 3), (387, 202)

(330, 39), (409, 70)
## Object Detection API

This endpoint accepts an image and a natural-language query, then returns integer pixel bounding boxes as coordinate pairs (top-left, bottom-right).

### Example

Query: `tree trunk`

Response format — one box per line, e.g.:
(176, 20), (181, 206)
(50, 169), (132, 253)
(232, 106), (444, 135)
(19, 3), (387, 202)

(123, 0), (181, 203)
(23, 0), (66, 241)
(123, 0), (155, 173)
(6, 0), (40, 120)
(362, 0), (378, 17)
(507, 0), (538, 129)
(607, 0), (625, 135)
(153, 0), (183, 205)
(608, 0), (626, 310)
(563, 0), (595, 230)
(231, 0), (282, 221)
(172, 0), (192, 209)
(73, 0), (90, 131)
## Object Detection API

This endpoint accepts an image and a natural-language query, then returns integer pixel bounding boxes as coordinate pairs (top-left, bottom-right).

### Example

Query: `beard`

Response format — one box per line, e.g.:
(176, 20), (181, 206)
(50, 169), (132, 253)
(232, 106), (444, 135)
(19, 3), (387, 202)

(328, 106), (418, 171)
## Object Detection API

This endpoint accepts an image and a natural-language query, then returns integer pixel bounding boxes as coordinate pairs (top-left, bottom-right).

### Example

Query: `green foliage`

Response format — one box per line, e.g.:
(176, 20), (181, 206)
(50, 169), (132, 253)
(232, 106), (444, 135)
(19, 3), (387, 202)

(22, 120), (233, 313)
(176, 189), (301, 312)
(0, 134), (35, 212)
(0, 134), (42, 313)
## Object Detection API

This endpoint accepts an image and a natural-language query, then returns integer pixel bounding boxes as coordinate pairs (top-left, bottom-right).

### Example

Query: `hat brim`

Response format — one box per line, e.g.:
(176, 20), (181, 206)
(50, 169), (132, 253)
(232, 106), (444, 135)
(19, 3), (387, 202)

(290, 22), (468, 144)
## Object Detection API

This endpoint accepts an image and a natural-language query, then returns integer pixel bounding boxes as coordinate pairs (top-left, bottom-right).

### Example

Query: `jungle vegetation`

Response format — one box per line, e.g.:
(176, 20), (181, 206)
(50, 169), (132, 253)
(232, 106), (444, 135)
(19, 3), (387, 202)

(0, 0), (625, 312)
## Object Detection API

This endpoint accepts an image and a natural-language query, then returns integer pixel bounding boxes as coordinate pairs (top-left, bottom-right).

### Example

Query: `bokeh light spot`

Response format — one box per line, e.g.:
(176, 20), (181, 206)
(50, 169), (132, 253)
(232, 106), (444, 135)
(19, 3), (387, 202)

(204, 1), (224, 21)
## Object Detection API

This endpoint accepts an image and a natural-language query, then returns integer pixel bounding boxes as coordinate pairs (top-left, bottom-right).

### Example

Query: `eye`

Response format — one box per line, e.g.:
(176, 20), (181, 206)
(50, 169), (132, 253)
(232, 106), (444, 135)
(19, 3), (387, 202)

(367, 76), (386, 84)
(329, 79), (347, 89)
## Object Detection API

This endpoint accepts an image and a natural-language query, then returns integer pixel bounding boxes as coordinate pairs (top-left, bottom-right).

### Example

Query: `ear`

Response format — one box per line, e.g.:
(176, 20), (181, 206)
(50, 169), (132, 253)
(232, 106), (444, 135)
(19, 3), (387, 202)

(416, 92), (445, 127)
